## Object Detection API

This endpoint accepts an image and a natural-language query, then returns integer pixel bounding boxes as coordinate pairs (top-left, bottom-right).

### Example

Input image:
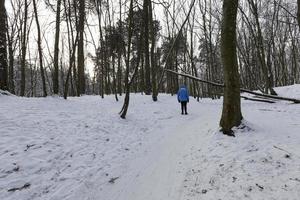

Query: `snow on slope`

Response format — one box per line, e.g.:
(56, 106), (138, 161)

(0, 85), (300, 200)
(275, 84), (300, 99)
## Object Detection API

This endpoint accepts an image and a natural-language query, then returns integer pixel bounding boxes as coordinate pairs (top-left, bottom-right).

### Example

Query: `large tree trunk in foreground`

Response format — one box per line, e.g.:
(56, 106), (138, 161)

(219, 0), (242, 136)
(0, 0), (8, 90)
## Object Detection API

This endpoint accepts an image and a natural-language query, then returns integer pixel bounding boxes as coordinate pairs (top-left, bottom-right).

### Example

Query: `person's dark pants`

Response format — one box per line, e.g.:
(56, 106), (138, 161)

(181, 101), (188, 114)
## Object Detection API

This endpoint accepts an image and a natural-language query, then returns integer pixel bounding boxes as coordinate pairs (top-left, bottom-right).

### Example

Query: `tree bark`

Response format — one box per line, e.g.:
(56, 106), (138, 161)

(7, 27), (14, 94)
(143, 0), (151, 95)
(117, 0), (123, 96)
(0, 0), (8, 90)
(120, 0), (134, 119)
(53, 0), (61, 95)
(219, 0), (242, 135)
(20, 0), (28, 96)
(149, 0), (157, 101)
(64, 34), (78, 99)
(33, 0), (47, 97)
(77, 0), (85, 95)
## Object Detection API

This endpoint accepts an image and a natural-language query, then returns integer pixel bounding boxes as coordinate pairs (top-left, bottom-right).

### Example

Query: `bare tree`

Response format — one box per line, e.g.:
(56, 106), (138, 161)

(20, 0), (28, 96)
(6, 0), (21, 94)
(247, 0), (277, 95)
(32, 0), (47, 96)
(120, 0), (134, 119)
(219, 0), (242, 136)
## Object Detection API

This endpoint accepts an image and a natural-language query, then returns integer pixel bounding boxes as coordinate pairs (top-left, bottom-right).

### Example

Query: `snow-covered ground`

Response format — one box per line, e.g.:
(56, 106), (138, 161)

(0, 85), (300, 200)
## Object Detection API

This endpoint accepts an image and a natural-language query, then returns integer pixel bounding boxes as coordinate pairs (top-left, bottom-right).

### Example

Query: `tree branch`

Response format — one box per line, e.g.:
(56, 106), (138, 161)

(165, 69), (300, 104)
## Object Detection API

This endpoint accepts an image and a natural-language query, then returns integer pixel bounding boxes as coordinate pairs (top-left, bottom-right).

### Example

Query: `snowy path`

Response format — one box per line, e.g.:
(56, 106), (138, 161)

(66, 99), (222, 200)
(98, 114), (211, 200)
(68, 99), (220, 200)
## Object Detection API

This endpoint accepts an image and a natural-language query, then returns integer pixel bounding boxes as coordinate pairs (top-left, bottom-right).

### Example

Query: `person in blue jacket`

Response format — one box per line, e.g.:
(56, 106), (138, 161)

(177, 85), (189, 115)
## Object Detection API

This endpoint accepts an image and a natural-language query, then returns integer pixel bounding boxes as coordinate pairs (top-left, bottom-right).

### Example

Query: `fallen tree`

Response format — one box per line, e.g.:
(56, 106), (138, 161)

(241, 96), (275, 104)
(164, 69), (300, 104)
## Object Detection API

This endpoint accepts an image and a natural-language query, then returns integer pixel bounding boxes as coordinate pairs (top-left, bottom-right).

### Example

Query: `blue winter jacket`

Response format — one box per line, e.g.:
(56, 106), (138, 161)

(177, 86), (189, 102)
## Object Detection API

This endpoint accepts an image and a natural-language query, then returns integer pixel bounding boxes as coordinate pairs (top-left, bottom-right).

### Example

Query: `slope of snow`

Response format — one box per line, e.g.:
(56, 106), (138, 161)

(274, 84), (300, 99)
(0, 85), (300, 200)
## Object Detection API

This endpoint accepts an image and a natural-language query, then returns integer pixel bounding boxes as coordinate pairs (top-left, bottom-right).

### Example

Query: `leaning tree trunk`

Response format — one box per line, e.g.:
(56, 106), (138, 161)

(120, 0), (134, 119)
(219, 0), (242, 136)
(0, 0), (8, 90)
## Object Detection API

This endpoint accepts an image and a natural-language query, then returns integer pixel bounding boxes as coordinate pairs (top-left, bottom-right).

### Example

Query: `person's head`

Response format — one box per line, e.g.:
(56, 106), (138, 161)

(180, 84), (186, 89)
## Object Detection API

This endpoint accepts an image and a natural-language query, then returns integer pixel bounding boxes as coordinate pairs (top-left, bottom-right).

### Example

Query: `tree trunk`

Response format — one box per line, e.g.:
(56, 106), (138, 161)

(112, 53), (118, 101)
(117, 50), (122, 95)
(140, 56), (145, 93)
(120, 0), (134, 119)
(7, 28), (14, 94)
(149, 0), (157, 101)
(33, 0), (47, 97)
(117, 0), (123, 96)
(64, 34), (78, 99)
(143, 0), (151, 95)
(0, 0), (8, 90)
(53, 0), (61, 95)
(219, 0), (242, 136)
(77, 0), (85, 95)
(20, 0), (28, 96)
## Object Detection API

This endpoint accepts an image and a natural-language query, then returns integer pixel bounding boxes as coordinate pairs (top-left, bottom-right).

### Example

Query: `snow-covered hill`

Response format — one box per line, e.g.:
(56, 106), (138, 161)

(0, 85), (300, 200)
(275, 84), (300, 99)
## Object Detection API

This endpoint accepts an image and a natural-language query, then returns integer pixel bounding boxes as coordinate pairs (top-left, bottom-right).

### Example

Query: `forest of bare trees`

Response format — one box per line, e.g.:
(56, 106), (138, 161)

(1, 0), (300, 131)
